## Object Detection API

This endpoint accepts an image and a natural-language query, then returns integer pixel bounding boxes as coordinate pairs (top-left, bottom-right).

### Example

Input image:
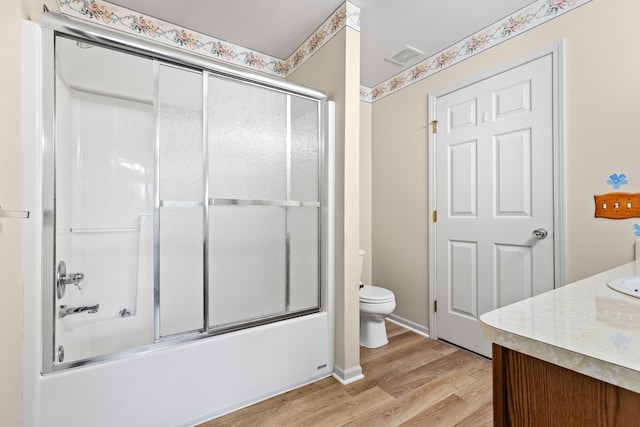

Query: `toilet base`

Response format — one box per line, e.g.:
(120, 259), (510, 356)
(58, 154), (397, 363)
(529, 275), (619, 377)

(360, 315), (389, 348)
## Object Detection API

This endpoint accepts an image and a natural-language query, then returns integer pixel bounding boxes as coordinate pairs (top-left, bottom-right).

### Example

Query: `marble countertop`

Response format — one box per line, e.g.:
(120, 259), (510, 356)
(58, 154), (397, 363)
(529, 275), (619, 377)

(480, 261), (640, 393)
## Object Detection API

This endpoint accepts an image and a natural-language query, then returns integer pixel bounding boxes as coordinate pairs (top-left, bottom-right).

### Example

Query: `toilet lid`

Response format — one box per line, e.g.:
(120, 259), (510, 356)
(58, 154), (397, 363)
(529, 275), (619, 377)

(360, 285), (395, 303)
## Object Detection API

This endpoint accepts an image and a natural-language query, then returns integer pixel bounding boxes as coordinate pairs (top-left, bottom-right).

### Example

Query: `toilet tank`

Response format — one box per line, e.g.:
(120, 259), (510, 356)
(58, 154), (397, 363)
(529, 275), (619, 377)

(358, 249), (366, 284)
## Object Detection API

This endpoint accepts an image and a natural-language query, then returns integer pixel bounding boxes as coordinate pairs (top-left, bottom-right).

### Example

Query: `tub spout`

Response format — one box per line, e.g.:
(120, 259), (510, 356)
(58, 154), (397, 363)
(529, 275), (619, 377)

(59, 304), (99, 318)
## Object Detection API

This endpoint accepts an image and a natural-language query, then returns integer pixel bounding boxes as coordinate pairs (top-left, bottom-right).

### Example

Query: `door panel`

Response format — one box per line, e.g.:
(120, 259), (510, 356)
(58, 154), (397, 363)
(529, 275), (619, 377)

(436, 54), (554, 357)
(449, 140), (478, 216)
(449, 99), (477, 130)
(495, 129), (532, 216)
(495, 244), (533, 307)
(494, 80), (531, 118)
(449, 240), (478, 318)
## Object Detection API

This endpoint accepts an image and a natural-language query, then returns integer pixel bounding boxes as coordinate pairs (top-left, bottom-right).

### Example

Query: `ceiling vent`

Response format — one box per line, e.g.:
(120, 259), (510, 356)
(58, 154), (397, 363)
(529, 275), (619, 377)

(384, 45), (425, 66)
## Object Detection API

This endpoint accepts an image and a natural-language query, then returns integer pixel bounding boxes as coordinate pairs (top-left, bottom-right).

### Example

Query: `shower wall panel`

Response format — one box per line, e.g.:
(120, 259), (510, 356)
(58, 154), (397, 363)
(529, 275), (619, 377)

(53, 37), (155, 363)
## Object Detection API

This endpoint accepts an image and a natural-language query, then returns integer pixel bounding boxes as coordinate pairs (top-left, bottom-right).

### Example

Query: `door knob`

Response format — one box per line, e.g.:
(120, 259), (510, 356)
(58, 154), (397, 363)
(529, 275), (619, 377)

(532, 228), (548, 239)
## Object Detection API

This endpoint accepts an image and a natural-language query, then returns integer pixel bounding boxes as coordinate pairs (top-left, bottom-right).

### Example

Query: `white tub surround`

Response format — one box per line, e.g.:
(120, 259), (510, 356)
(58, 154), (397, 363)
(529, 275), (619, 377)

(481, 260), (640, 393)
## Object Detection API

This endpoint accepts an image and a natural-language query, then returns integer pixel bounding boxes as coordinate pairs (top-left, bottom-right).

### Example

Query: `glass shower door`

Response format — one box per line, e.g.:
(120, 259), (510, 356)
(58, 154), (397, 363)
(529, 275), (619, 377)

(46, 33), (325, 371)
(207, 76), (321, 330)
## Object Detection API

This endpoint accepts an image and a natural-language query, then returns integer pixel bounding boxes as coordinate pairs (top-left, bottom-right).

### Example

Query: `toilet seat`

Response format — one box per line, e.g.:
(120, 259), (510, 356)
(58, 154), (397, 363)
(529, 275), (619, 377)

(359, 285), (394, 304)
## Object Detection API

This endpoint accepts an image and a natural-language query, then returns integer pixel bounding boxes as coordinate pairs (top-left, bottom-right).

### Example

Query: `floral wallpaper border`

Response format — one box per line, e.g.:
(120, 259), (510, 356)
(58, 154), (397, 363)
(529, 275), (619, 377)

(57, 0), (360, 78)
(360, 0), (591, 103)
(57, 0), (589, 104)
(283, 2), (359, 73)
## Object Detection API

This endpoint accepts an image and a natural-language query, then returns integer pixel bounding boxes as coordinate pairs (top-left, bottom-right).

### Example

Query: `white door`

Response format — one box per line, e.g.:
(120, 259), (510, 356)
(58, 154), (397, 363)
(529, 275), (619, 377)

(435, 54), (555, 357)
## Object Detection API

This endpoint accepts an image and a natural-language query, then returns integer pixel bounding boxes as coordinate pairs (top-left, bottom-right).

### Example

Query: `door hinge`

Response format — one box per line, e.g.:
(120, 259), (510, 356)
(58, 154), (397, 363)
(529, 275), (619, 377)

(434, 300), (438, 312)
(431, 120), (438, 133)
(432, 210), (437, 223)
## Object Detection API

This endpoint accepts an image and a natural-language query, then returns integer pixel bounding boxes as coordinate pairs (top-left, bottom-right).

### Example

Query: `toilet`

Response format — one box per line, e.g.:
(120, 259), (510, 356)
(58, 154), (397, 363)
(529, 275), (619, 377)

(358, 250), (396, 348)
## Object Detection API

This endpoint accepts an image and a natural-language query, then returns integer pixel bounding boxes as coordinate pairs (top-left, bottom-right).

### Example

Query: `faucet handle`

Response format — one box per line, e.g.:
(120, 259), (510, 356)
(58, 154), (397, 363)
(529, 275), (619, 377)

(56, 261), (85, 299)
(68, 272), (84, 285)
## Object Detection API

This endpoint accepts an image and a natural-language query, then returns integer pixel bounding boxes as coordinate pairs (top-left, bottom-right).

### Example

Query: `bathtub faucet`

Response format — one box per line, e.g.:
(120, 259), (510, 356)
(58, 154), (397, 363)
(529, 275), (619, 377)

(58, 304), (99, 318)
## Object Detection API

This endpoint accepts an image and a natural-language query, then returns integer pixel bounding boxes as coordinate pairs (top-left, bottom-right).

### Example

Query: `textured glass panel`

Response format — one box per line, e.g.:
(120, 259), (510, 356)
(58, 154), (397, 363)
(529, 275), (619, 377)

(208, 206), (286, 327)
(290, 96), (320, 202)
(159, 207), (204, 336)
(159, 65), (203, 201)
(287, 207), (319, 311)
(208, 76), (287, 200)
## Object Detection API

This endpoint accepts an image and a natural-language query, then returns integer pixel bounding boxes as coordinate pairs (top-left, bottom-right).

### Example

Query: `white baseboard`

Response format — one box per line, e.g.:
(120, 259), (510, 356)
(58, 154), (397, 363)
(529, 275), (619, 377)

(387, 314), (430, 338)
(332, 364), (364, 385)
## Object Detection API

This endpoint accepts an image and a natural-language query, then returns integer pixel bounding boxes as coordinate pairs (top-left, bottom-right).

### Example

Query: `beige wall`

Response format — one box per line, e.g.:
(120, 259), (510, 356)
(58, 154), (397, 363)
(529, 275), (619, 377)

(0, 1), (25, 426)
(360, 100), (372, 284)
(371, 0), (640, 330)
(288, 28), (362, 376)
(371, 83), (430, 326)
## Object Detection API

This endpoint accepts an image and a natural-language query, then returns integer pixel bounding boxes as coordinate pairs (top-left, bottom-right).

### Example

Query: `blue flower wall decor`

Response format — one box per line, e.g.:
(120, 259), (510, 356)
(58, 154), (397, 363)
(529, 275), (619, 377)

(607, 173), (628, 189)
(634, 224), (640, 236)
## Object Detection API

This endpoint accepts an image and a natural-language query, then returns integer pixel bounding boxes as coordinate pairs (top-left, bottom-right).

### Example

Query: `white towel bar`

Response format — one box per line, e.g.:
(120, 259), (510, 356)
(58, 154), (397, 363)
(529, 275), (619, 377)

(0, 205), (29, 219)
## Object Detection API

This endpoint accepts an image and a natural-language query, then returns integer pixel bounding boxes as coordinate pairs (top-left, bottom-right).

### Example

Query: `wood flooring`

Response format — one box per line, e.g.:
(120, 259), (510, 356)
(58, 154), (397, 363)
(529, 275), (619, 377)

(200, 321), (493, 426)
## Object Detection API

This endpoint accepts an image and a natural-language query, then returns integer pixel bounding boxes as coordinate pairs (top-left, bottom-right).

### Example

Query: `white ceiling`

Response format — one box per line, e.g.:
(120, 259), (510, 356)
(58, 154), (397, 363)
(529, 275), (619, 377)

(109, 0), (537, 88)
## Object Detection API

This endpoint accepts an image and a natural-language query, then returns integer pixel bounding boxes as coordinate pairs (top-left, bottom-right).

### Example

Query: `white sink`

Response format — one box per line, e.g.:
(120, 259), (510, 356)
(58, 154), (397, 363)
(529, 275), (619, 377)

(607, 276), (640, 298)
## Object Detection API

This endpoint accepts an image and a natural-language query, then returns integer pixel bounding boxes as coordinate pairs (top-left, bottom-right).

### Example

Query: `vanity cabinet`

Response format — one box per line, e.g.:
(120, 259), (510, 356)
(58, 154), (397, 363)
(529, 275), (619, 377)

(480, 262), (640, 426)
(492, 344), (640, 426)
